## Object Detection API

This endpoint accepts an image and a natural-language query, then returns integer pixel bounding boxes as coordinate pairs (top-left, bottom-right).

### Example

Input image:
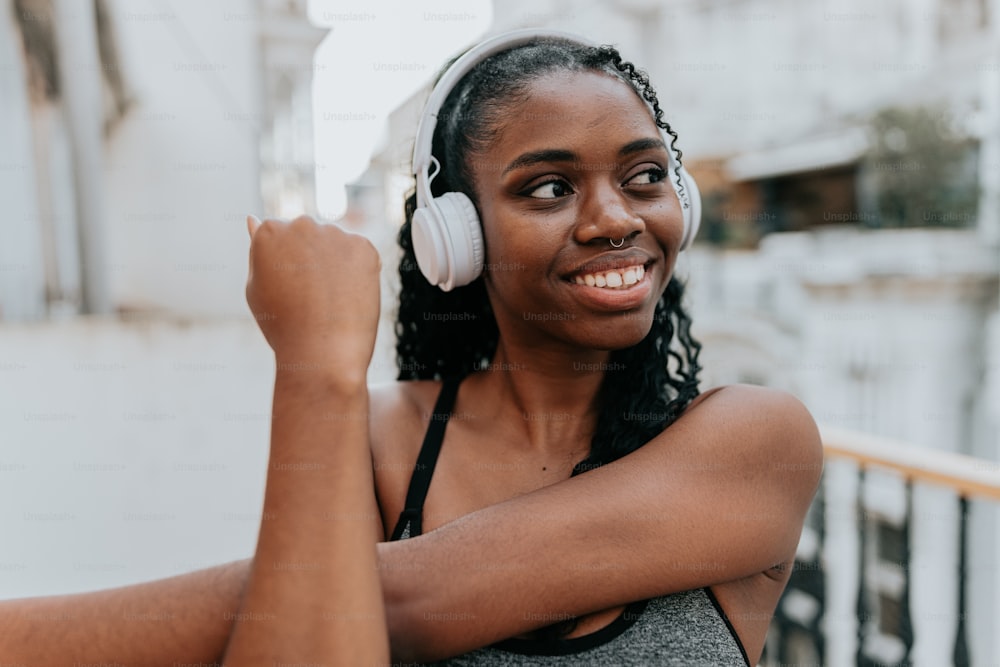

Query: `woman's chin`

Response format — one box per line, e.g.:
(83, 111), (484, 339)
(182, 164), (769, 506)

(566, 318), (654, 354)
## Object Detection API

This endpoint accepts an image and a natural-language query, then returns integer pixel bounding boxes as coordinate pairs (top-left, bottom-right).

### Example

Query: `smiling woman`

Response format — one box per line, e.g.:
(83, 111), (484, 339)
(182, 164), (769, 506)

(0, 28), (821, 667)
(372, 30), (819, 666)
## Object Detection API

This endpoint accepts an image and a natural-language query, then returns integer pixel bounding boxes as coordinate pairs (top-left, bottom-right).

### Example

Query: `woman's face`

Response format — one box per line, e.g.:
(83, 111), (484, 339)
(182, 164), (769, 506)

(469, 69), (685, 353)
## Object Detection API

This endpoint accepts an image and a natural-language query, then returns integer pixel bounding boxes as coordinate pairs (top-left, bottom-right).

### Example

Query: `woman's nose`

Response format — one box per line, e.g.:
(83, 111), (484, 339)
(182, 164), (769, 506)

(573, 183), (645, 246)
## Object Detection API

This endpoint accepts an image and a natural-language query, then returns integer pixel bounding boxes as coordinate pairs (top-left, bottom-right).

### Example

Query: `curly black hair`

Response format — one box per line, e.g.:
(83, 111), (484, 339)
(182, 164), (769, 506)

(396, 36), (702, 474)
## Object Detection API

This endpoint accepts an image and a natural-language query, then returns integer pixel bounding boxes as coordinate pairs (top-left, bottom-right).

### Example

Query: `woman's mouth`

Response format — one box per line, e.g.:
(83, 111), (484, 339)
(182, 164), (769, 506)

(570, 263), (646, 290)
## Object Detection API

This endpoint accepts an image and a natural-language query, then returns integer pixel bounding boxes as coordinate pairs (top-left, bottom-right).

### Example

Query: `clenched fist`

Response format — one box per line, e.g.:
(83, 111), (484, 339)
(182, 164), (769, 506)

(245, 214), (381, 385)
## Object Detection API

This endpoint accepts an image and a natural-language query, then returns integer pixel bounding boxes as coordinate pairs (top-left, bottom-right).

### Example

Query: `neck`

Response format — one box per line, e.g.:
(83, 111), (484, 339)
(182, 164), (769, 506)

(470, 341), (610, 458)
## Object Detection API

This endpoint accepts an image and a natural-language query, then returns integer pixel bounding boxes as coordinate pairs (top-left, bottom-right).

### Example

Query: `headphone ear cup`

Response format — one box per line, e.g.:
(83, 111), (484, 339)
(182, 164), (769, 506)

(435, 192), (484, 290)
(412, 192), (483, 292)
(411, 203), (449, 288)
(676, 166), (702, 251)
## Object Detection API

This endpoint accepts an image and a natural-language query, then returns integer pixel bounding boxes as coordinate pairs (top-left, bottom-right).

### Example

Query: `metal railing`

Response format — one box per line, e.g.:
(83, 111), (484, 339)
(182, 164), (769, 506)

(763, 427), (1000, 667)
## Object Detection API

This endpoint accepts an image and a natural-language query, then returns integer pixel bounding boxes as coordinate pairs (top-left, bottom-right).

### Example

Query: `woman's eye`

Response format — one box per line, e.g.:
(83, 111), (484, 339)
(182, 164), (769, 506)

(527, 180), (573, 199)
(628, 167), (668, 186)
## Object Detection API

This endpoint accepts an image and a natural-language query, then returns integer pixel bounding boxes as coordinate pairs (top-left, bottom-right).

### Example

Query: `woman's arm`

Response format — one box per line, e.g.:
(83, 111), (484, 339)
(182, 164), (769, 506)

(0, 560), (245, 666)
(221, 215), (388, 665)
(380, 383), (823, 662)
(0, 383), (819, 664)
(221, 376), (386, 666)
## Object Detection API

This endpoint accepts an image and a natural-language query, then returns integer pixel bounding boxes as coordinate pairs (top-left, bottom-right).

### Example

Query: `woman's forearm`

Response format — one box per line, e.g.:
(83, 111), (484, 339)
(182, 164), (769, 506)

(0, 559), (246, 666)
(221, 369), (388, 665)
(226, 215), (388, 664)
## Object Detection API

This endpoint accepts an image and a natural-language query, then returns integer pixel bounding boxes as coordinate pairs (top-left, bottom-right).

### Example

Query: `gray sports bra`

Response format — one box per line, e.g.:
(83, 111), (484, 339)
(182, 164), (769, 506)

(389, 377), (751, 666)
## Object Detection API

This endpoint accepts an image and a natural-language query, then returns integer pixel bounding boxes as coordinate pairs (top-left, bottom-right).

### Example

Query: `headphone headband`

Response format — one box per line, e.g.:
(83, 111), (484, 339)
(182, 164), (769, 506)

(412, 28), (593, 186)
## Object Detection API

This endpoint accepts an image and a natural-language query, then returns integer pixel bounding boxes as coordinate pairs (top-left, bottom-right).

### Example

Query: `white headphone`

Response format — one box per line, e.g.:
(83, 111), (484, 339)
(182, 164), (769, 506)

(411, 28), (701, 292)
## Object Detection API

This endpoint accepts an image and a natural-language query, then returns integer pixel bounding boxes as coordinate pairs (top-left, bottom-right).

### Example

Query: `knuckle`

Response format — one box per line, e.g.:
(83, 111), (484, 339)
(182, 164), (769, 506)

(290, 214), (316, 227)
(358, 240), (379, 262)
(256, 218), (280, 236)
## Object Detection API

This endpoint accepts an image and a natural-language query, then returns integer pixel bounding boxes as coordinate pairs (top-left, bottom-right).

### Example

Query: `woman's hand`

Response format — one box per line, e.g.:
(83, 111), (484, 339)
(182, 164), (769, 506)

(223, 215), (389, 666)
(245, 214), (381, 384)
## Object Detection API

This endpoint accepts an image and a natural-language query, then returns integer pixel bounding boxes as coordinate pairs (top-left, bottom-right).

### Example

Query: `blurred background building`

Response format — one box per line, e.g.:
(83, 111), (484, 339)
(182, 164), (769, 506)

(0, 0), (322, 596)
(1, 0), (998, 665)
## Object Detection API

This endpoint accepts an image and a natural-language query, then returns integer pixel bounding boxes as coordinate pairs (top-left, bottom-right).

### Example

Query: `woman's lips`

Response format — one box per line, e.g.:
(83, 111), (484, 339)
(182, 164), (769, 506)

(564, 263), (654, 311)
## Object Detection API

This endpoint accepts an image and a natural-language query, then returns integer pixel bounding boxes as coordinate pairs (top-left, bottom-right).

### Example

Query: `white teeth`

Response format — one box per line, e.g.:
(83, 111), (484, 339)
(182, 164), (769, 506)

(573, 264), (647, 290)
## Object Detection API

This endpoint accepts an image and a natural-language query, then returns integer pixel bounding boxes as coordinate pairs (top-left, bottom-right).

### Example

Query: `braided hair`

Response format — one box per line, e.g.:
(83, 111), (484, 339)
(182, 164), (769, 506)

(396, 36), (702, 474)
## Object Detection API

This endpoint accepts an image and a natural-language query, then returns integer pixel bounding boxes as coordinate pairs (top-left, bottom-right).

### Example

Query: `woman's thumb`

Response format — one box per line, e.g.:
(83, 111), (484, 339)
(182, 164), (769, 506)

(246, 214), (262, 239)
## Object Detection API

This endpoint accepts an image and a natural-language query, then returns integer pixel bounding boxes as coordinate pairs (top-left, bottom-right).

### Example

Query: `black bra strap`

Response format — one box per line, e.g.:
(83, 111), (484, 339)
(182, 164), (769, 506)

(388, 377), (461, 540)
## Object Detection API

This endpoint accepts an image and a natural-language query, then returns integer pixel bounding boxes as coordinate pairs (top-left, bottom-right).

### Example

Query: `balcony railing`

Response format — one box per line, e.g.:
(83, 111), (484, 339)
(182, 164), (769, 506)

(763, 427), (1000, 667)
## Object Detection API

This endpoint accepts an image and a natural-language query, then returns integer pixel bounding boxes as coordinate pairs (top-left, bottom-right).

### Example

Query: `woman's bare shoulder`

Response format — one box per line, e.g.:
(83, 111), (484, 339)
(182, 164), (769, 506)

(368, 379), (445, 538)
(686, 382), (818, 423)
(369, 378), (442, 418)
(685, 383), (821, 440)
(368, 379), (442, 456)
(674, 383), (824, 498)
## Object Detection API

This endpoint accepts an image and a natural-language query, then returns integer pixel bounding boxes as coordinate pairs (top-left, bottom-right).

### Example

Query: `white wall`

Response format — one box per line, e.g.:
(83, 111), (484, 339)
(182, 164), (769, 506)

(0, 1), (46, 321)
(0, 318), (275, 597)
(102, 0), (264, 317)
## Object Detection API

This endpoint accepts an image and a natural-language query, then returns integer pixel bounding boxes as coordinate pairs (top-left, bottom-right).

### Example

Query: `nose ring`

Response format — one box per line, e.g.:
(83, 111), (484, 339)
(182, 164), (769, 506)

(610, 238), (625, 248)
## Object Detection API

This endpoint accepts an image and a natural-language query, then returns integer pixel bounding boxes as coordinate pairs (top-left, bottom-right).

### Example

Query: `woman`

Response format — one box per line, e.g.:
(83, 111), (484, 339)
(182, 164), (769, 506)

(366, 30), (821, 665)
(0, 30), (821, 666)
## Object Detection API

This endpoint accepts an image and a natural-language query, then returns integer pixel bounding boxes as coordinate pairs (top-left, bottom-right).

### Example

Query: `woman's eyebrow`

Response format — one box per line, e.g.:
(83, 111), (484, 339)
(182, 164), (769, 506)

(501, 138), (668, 176)
(502, 149), (577, 176)
(619, 137), (667, 156)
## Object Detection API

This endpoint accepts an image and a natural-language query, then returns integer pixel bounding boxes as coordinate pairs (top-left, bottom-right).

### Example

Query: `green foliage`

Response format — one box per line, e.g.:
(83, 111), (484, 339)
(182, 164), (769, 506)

(861, 106), (979, 228)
